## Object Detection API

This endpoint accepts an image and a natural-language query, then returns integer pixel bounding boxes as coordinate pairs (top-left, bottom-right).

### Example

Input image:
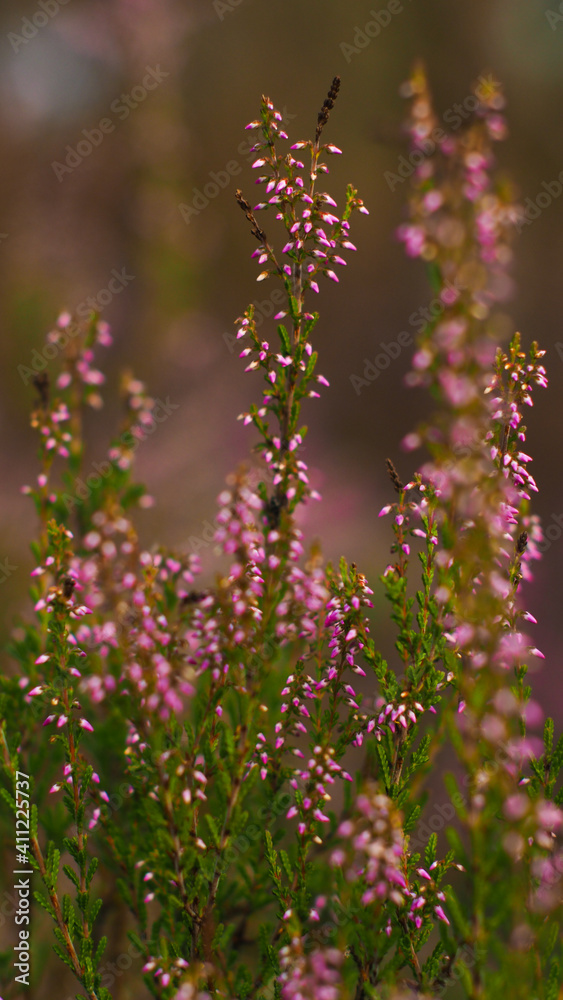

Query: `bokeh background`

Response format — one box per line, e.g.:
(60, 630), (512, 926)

(1, 0), (563, 993)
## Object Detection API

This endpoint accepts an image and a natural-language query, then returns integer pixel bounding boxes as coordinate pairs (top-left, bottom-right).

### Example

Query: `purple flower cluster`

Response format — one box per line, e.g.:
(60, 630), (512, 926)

(331, 787), (407, 907)
(278, 938), (343, 1000)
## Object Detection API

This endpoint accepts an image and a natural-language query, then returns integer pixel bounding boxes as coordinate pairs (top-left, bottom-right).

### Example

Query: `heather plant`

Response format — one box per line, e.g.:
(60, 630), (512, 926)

(0, 69), (562, 1000)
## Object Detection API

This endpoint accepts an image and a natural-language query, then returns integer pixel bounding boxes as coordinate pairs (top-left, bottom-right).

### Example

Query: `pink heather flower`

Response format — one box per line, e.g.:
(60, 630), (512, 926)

(278, 942), (343, 1000)
(79, 718), (94, 732)
(313, 808), (330, 823)
(434, 905), (450, 925)
(416, 868), (432, 881)
(536, 801), (563, 831)
(504, 794), (529, 821)
(88, 808), (101, 830)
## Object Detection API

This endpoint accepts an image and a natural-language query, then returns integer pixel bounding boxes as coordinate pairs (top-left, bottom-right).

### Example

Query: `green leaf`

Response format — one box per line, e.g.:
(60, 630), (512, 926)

(552, 732), (563, 773)
(0, 787), (16, 813)
(277, 324), (291, 355)
(86, 857), (99, 888)
(63, 865), (81, 890)
(546, 959), (560, 1000)
(444, 826), (467, 866)
(33, 890), (55, 919)
(411, 734), (431, 771)
(443, 772), (468, 820)
(425, 833), (437, 867)
(544, 921), (560, 957)
(279, 849), (293, 883)
(375, 741), (391, 791)
(30, 804), (38, 838)
(404, 803), (421, 834)
(52, 942), (75, 972)
(443, 885), (470, 939)
(48, 848), (61, 883)
(303, 350), (318, 381)
(94, 936), (107, 967)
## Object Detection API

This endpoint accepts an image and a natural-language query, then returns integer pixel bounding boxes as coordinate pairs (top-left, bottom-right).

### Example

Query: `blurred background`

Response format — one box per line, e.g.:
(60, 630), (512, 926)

(1, 0), (563, 989)
(3, 0), (563, 733)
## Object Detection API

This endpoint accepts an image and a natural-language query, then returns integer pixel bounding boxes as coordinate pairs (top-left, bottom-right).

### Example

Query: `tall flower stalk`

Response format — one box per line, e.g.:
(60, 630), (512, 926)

(392, 65), (560, 998)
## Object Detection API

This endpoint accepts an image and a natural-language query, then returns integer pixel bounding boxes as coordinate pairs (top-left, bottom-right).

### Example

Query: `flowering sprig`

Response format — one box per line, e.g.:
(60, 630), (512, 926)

(235, 80), (366, 536)
(329, 787), (460, 994)
(1, 519), (109, 998)
(397, 63), (561, 995)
